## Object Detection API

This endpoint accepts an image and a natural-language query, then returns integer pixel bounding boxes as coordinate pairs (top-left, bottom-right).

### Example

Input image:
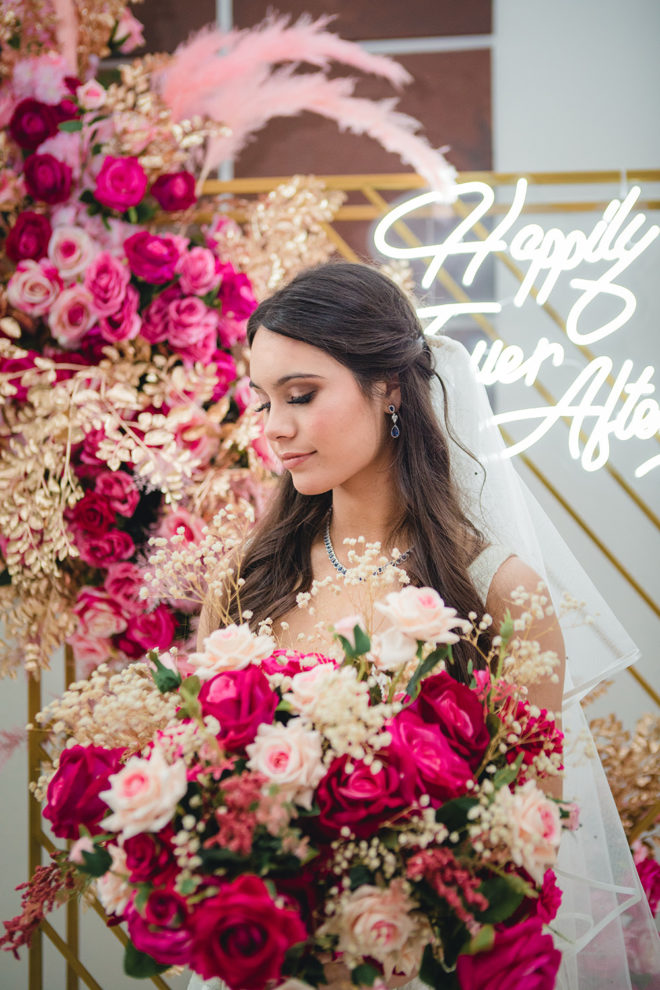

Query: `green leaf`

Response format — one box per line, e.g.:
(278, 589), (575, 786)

(133, 884), (151, 913)
(58, 119), (82, 132)
(78, 844), (112, 877)
(79, 189), (96, 205)
(419, 944), (458, 988)
(351, 962), (381, 986)
(352, 625), (371, 657)
(492, 753), (523, 791)
(405, 645), (448, 700)
(127, 206), (138, 224)
(498, 609), (514, 645)
(486, 713), (501, 738)
(348, 865), (375, 890)
(148, 649), (182, 694)
(475, 877), (524, 923)
(434, 796), (479, 832)
(123, 941), (170, 979)
(464, 923), (495, 954)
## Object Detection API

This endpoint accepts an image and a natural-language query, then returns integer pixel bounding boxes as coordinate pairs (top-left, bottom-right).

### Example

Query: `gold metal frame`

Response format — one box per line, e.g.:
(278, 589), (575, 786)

(26, 169), (659, 989)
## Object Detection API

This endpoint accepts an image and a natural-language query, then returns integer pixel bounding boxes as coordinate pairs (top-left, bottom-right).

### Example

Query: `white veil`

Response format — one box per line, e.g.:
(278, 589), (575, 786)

(430, 335), (660, 990)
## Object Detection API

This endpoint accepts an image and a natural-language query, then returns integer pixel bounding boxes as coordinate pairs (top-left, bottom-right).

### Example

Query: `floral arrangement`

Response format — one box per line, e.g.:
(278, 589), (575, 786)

(3, 534), (570, 990)
(0, 0), (453, 678)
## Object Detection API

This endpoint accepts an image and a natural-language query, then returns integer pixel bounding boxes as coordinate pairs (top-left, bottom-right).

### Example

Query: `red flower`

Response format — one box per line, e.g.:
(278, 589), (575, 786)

(23, 153), (72, 204)
(536, 869), (563, 924)
(124, 231), (182, 283)
(388, 709), (472, 806)
(636, 856), (660, 916)
(94, 470), (139, 516)
(151, 171), (196, 211)
(118, 605), (176, 656)
(316, 747), (416, 839)
(6, 211), (52, 262)
(65, 490), (115, 535)
(456, 917), (561, 990)
(123, 832), (176, 885)
(43, 744), (125, 839)
(94, 155), (148, 212)
(198, 667), (278, 752)
(9, 98), (58, 150)
(409, 671), (490, 771)
(76, 529), (135, 568)
(189, 875), (307, 988)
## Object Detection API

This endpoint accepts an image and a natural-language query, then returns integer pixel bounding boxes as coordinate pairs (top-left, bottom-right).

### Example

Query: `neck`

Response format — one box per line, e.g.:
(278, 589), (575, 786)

(329, 480), (406, 556)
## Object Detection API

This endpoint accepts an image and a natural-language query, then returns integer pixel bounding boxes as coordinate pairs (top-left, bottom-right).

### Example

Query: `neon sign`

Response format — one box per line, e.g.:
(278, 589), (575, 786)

(373, 180), (660, 476)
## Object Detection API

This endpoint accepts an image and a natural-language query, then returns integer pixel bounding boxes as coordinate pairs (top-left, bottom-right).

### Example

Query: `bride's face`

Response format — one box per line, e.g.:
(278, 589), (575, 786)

(249, 327), (395, 496)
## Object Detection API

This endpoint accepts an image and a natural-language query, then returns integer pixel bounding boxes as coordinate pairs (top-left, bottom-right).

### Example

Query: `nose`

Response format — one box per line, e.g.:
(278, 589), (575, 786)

(264, 402), (296, 443)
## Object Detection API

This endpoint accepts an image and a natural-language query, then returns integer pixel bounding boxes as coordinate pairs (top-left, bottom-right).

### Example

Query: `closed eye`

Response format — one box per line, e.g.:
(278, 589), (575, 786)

(255, 391), (315, 413)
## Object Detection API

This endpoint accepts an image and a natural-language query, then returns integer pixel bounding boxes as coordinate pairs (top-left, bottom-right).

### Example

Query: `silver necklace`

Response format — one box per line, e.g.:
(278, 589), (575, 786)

(323, 516), (413, 577)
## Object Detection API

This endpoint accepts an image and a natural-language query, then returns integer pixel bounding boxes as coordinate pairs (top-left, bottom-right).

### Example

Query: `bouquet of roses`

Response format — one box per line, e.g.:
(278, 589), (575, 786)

(4, 576), (570, 990)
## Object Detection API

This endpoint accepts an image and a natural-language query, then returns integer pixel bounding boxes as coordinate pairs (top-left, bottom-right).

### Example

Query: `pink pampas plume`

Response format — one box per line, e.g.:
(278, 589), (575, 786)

(51, 0), (79, 75)
(153, 15), (455, 198)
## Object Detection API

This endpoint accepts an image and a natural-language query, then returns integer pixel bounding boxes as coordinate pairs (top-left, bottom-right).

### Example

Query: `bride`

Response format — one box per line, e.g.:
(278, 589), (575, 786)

(194, 261), (659, 990)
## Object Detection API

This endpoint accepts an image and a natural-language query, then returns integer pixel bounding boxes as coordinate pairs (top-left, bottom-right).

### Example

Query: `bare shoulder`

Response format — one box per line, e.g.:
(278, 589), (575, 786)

(486, 555), (546, 608)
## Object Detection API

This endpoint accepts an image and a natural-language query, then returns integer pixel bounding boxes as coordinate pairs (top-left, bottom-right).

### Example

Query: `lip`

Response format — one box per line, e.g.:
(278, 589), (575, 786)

(280, 451), (315, 469)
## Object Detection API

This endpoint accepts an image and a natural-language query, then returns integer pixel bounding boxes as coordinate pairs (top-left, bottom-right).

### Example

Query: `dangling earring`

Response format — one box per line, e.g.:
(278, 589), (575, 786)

(388, 404), (400, 438)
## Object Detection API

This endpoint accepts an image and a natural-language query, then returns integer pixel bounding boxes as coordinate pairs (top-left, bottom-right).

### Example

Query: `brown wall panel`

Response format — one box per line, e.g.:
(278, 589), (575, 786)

(134, 0), (216, 54)
(234, 1), (491, 40)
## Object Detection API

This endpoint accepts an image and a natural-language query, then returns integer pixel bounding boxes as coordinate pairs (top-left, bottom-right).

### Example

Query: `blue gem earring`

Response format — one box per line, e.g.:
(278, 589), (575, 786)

(388, 404), (400, 438)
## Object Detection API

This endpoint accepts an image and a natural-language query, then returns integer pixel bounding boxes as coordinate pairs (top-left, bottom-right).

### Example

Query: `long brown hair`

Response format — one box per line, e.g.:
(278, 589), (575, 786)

(226, 262), (488, 682)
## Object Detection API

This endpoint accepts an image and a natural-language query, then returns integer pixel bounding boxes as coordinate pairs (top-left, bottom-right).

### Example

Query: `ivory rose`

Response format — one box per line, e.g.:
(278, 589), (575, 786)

(332, 879), (422, 978)
(48, 225), (96, 277)
(101, 745), (187, 840)
(375, 586), (470, 644)
(96, 844), (132, 916)
(493, 780), (562, 883)
(7, 258), (61, 316)
(189, 623), (276, 681)
(372, 626), (418, 672)
(246, 718), (325, 809)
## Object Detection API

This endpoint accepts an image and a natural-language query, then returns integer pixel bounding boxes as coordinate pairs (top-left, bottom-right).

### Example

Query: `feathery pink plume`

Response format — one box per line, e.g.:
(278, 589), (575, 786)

(0, 727), (27, 772)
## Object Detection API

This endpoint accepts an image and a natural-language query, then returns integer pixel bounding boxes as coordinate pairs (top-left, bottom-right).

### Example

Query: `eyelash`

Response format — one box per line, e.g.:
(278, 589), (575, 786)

(255, 391), (315, 414)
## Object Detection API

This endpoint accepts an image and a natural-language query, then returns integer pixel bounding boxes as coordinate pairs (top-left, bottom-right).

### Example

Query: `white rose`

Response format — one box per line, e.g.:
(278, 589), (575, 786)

(494, 780), (562, 883)
(95, 844), (131, 916)
(101, 745), (187, 840)
(285, 664), (338, 717)
(372, 626), (418, 672)
(188, 623), (276, 680)
(77, 79), (107, 110)
(246, 718), (325, 810)
(375, 586), (470, 644)
(333, 613), (366, 651)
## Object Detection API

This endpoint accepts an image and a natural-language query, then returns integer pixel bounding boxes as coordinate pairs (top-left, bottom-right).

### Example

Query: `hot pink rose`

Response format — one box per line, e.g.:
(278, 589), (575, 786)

(635, 853), (660, 915)
(43, 744), (125, 839)
(94, 470), (139, 516)
(175, 325), (218, 366)
(217, 264), (258, 320)
(536, 869), (563, 924)
(103, 561), (144, 612)
(217, 315), (248, 348)
(166, 296), (219, 349)
(76, 529), (135, 568)
(84, 251), (130, 316)
(139, 285), (180, 342)
(48, 284), (96, 347)
(9, 98), (58, 149)
(6, 211), (52, 262)
(209, 350), (238, 400)
(410, 671), (490, 771)
(118, 605), (176, 655)
(387, 710), (472, 806)
(94, 155), (148, 212)
(260, 649), (335, 682)
(456, 917), (561, 990)
(73, 586), (126, 637)
(189, 875), (307, 988)
(124, 231), (182, 283)
(24, 152), (72, 204)
(151, 171), (196, 211)
(7, 259), (62, 316)
(176, 246), (222, 295)
(99, 283), (141, 342)
(47, 224), (97, 277)
(126, 893), (191, 965)
(316, 747), (416, 839)
(198, 667), (278, 752)
(66, 490), (114, 535)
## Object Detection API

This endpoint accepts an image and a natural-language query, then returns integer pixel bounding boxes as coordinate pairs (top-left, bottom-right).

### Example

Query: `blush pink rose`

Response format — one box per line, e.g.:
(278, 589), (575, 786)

(334, 879), (421, 978)
(73, 586), (127, 637)
(76, 80), (106, 110)
(246, 718), (325, 810)
(139, 285), (180, 343)
(114, 9), (145, 53)
(156, 506), (205, 543)
(168, 407), (217, 466)
(188, 623), (276, 681)
(99, 283), (141, 342)
(151, 171), (196, 211)
(6, 211), (52, 262)
(24, 152), (72, 204)
(176, 246), (222, 295)
(94, 155), (148, 212)
(333, 614), (366, 651)
(372, 626), (418, 672)
(175, 325), (218, 366)
(48, 224), (97, 277)
(43, 744), (125, 838)
(96, 844), (132, 917)
(189, 874), (307, 988)
(76, 529), (135, 568)
(198, 667), (278, 752)
(68, 632), (113, 673)
(7, 258), (62, 316)
(101, 745), (188, 839)
(456, 917), (561, 990)
(387, 710), (472, 806)
(166, 296), (219, 349)
(493, 781), (562, 883)
(103, 561), (144, 612)
(316, 747), (416, 839)
(94, 470), (139, 516)
(124, 230), (182, 283)
(48, 284), (96, 347)
(409, 671), (490, 771)
(84, 252), (130, 316)
(375, 586), (470, 644)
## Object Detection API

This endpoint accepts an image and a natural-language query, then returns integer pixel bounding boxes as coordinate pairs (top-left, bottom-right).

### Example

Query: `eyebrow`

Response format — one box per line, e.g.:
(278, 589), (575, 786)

(249, 373), (325, 390)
